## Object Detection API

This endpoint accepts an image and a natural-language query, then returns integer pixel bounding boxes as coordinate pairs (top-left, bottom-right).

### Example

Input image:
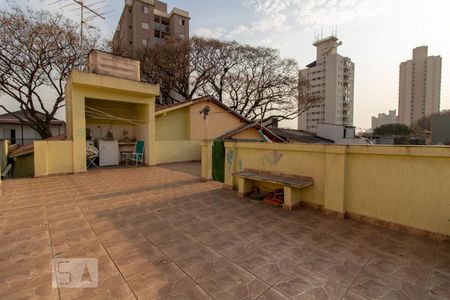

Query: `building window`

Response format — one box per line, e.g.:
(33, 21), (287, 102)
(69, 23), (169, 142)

(142, 39), (148, 47)
(143, 5), (149, 14)
(10, 129), (16, 145)
(142, 22), (149, 30)
(179, 19), (185, 26)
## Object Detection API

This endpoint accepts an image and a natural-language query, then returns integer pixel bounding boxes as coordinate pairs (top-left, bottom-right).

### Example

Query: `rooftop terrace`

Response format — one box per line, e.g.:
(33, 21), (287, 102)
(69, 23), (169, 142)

(0, 162), (449, 299)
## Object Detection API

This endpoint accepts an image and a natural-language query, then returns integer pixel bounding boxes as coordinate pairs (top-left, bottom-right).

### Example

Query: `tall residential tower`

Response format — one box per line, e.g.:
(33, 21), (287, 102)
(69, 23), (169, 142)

(371, 110), (399, 130)
(112, 0), (190, 56)
(398, 46), (442, 126)
(298, 36), (355, 132)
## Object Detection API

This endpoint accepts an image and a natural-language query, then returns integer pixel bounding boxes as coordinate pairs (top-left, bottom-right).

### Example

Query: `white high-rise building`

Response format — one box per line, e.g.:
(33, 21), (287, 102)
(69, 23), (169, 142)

(298, 36), (355, 132)
(398, 46), (442, 126)
(371, 110), (399, 130)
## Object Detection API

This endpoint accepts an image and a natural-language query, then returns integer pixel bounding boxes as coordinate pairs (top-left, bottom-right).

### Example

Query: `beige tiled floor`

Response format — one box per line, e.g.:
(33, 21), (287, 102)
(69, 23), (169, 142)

(0, 162), (449, 299)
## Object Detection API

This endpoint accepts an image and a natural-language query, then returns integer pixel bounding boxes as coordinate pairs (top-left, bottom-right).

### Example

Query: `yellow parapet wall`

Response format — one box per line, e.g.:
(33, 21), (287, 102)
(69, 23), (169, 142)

(34, 141), (74, 177)
(220, 142), (450, 236)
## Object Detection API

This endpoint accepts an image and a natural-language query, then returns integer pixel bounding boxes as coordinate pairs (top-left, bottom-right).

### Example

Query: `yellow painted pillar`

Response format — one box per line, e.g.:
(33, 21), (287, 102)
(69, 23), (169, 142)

(34, 141), (48, 177)
(323, 146), (347, 217)
(0, 140), (8, 184)
(237, 177), (253, 197)
(283, 186), (303, 210)
(224, 142), (237, 189)
(66, 85), (87, 173)
(148, 99), (156, 166)
(201, 141), (213, 181)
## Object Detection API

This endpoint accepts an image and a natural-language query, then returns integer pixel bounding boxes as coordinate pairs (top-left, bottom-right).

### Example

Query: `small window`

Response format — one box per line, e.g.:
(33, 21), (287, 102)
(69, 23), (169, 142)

(142, 22), (149, 30)
(143, 5), (149, 14)
(179, 19), (185, 26)
(142, 39), (148, 47)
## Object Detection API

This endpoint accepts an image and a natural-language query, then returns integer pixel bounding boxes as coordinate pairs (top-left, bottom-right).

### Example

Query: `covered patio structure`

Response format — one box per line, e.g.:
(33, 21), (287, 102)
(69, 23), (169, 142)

(34, 69), (159, 176)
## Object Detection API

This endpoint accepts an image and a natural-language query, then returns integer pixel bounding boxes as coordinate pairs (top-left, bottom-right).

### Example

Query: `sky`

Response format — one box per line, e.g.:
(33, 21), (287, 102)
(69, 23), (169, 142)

(1, 0), (449, 130)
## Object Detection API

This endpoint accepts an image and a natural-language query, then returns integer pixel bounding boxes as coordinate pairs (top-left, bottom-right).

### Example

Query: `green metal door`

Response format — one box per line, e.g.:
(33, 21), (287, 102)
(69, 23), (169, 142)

(212, 140), (225, 182)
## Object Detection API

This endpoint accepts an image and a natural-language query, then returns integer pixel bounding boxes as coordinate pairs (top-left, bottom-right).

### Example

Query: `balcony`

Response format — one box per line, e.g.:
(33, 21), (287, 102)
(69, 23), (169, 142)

(154, 22), (170, 33)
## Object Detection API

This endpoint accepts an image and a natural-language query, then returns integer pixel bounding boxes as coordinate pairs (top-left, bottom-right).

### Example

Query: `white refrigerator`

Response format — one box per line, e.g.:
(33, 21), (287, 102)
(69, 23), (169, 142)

(98, 140), (119, 167)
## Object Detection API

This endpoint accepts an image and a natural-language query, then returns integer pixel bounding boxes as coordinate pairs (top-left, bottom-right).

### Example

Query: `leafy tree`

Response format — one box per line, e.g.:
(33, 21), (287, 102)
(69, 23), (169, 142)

(373, 123), (412, 136)
(0, 7), (98, 138)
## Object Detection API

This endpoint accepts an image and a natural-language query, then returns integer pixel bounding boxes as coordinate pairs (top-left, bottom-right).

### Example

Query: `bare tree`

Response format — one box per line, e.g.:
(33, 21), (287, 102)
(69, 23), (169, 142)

(0, 8), (96, 138)
(113, 35), (317, 120)
(137, 38), (213, 104)
(197, 38), (245, 103)
(224, 46), (314, 122)
(195, 38), (317, 122)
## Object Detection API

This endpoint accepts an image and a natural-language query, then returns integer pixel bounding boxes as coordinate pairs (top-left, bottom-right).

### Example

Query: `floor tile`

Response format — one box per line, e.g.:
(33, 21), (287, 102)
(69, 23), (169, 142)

(257, 288), (291, 300)
(232, 243), (297, 285)
(350, 270), (427, 299)
(199, 262), (269, 300)
(273, 266), (346, 300)
(299, 252), (364, 288)
(365, 251), (432, 288)
(428, 270), (450, 298)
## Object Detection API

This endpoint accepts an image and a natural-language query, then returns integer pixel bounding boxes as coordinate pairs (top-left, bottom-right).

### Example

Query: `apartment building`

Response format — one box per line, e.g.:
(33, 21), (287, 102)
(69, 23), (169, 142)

(398, 46), (442, 126)
(371, 109), (399, 130)
(298, 36), (355, 133)
(112, 0), (190, 55)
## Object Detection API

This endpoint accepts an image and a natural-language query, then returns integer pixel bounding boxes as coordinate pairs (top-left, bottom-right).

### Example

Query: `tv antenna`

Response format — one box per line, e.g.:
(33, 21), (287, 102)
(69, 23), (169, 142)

(39, 0), (113, 56)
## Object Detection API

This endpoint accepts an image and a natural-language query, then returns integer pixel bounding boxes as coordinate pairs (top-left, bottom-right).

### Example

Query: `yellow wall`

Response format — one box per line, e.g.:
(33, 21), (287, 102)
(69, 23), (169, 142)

(154, 140), (201, 164)
(156, 100), (265, 141)
(220, 142), (450, 236)
(155, 107), (190, 140)
(233, 128), (264, 140)
(0, 140), (8, 184)
(34, 141), (74, 177)
(189, 101), (247, 140)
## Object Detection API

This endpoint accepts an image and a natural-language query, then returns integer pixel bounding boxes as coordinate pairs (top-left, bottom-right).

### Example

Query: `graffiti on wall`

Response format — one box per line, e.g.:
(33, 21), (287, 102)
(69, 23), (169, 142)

(260, 150), (283, 166)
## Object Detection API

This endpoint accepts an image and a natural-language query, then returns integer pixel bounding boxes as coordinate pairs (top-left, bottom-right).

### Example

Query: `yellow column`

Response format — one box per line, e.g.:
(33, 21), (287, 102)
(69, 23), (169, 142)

(0, 140), (8, 184)
(143, 101), (156, 166)
(283, 186), (303, 210)
(224, 142), (237, 189)
(201, 141), (213, 181)
(149, 98), (156, 166)
(237, 177), (253, 197)
(67, 85), (87, 173)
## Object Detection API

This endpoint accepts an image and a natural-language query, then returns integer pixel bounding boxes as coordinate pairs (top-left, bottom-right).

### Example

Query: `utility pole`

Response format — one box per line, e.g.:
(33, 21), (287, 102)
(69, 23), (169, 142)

(72, 0), (105, 56)
(41, 0), (110, 58)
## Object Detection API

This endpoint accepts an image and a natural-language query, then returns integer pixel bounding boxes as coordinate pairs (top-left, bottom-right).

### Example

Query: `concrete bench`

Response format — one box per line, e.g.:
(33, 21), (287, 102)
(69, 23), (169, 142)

(233, 169), (314, 210)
